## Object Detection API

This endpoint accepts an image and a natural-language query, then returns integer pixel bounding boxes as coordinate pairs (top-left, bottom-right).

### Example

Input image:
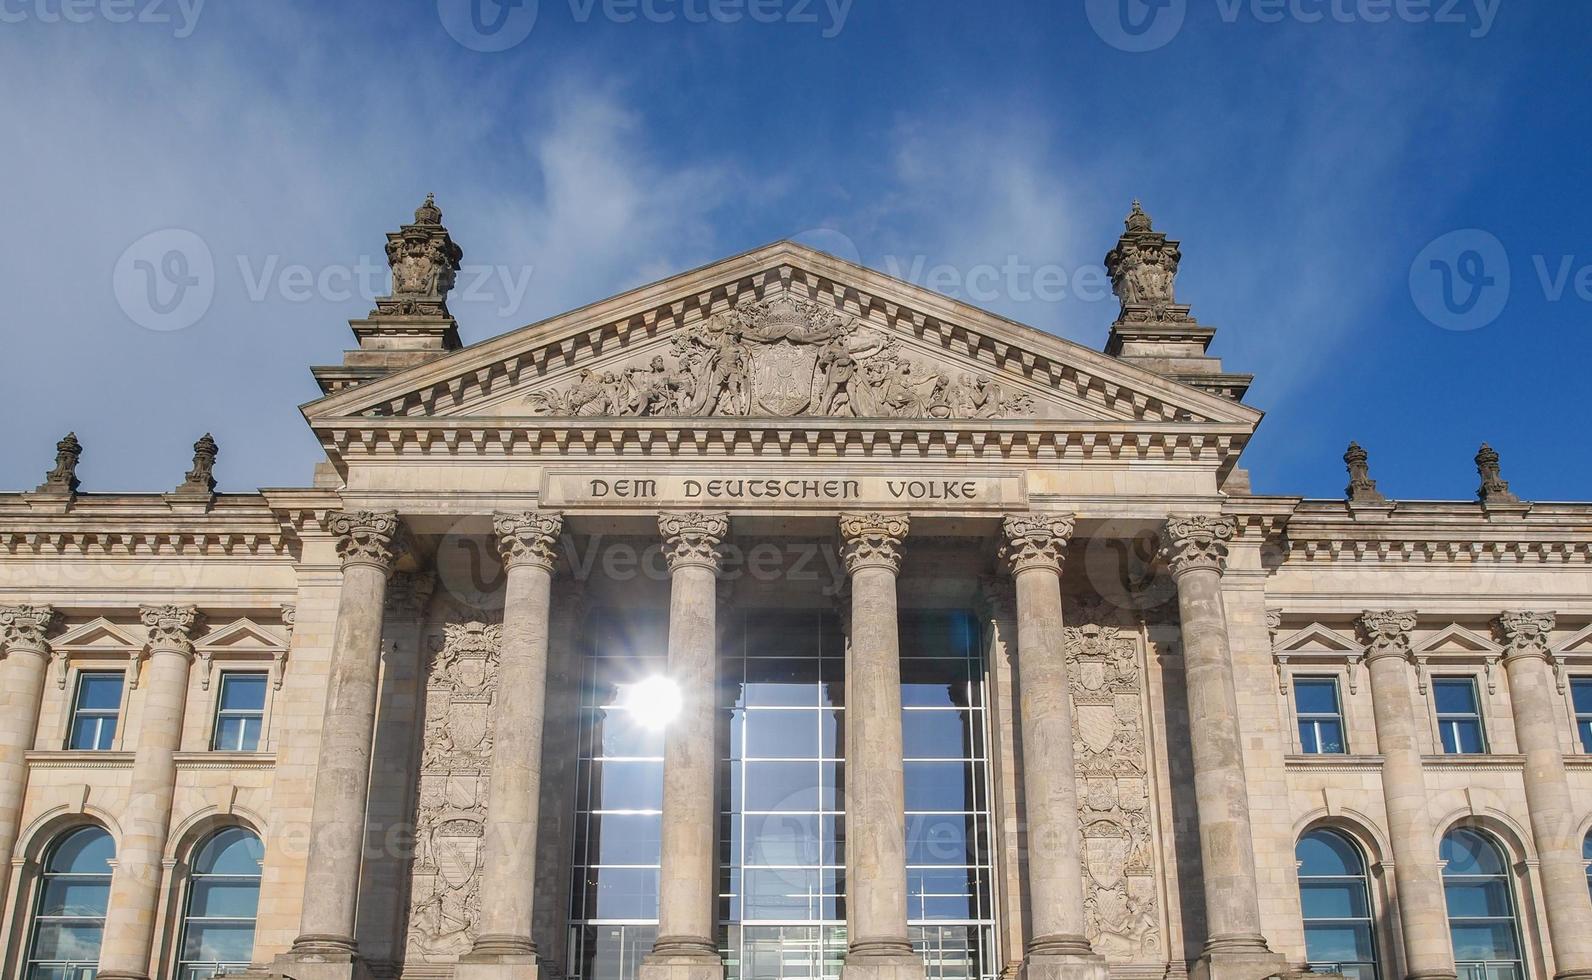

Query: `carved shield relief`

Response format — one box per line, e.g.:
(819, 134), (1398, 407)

(750, 340), (821, 416)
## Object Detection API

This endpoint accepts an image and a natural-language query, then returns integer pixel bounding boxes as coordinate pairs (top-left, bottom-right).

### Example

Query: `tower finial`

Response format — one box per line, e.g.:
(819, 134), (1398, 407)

(1125, 199), (1152, 233)
(1343, 442), (1386, 504)
(35, 432), (82, 496)
(415, 192), (442, 226)
(370, 195), (463, 317)
(1475, 443), (1519, 503)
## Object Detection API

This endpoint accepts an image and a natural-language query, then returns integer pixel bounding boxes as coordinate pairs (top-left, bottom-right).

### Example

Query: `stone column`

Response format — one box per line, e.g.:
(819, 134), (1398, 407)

(281, 511), (406, 979)
(1358, 611), (1457, 980)
(98, 604), (200, 980)
(1159, 517), (1284, 980)
(0, 606), (55, 909)
(639, 512), (729, 980)
(1496, 612), (1592, 980)
(838, 513), (922, 980)
(461, 511), (565, 980)
(998, 517), (1107, 980)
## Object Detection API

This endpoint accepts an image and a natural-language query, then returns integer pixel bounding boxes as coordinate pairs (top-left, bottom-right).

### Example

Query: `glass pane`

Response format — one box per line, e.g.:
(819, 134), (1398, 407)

(1445, 880), (1516, 918)
(907, 814), (977, 865)
(75, 675), (123, 711)
(1294, 679), (1340, 715)
(1579, 719), (1592, 754)
(1442, 830), (1508, 875)
(219, 674), (267, 711)
(240, 716), (262, 752)
(1434, 679), (1479, 714)
(901, 659), (974, 709)
(580, 867), (659, 919)
(179, 921), (256, 962)
(37, 879), (110, 917)
(1314, 720), (1346, 754)
(744, 867), (822, 919)
(745, 762), (824, 812)
(1297, 831), (1364, 877)
(572, 924), (656, 980)
(47, 828), (114, 874)
(1297, 722), (1319, 754)
(744, 813), (823, 866)
(899, 612), (976, 659)
(1572, 679), (1592, 713)
(68, 717), (105, 751)
(29, 922), (104, 961)
(1299, 881), (1370, 919)
(907, 868), (976, 920)
(1453, 721), (1485, 754)
(187, 880), (261, 919)
(904, 762), (973, 812)
(1449, 922), (1521, 960)
(591, 761), (664, 811)
(745, 711), (820, 759)
(214, 717), (246, 752)
(590, 708), (667, 758)
(580, 813), (662, 866)
(903, 711), (976, 760)
(742, 660), (821, 707)
(1302, 922), (1376, 961)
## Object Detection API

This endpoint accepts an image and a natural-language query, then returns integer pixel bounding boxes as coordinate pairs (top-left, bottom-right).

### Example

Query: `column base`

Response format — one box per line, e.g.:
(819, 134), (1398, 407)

(638, 937), (724, 980)
(1555, 972), (1592, 980)
(1188, 943), (1288, 980)
(1017, 951), (1109, 980)
(841, 941), (925, 980)
(456, 952), (545, 980)
(256, 939), (377, 980)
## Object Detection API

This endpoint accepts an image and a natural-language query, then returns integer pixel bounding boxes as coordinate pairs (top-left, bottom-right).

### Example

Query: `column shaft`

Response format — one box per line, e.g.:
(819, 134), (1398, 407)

(838, 513), (921, 980)
(1498, 613), (1592, 980)
(0, 606), (53, 910)
(1359, 612), (1456, 980)
(641, 512), (728, 980)
(99, 605), (200, 980)
(291, 512), (404, 960)
(464, 511), (563, 980)
(1159, 517), (1282, 979)
(999, 517), (1103, 980)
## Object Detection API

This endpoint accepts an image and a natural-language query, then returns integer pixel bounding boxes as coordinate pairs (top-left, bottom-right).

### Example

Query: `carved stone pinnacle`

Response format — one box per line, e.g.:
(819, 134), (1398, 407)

(1475, 443), (1519, 503)
(1000, 513), (1077, 576)
(1357, 610), (1418, 662)
(657, 512), (729, 572)
(0, 604), (56, 654)
(838, 512), (910, 574)
(1343, 442), (1386, 504)
(36, 432), (82, 495)
(1106, 200), (1183, 321)
(176, 433), (219, 494)
(1158, 515), (1236, 578)
(371, 195), (463, 317)
(494, 511), (564, 571)
(140, 604), (200, 655)
(328, 510), (405, 572)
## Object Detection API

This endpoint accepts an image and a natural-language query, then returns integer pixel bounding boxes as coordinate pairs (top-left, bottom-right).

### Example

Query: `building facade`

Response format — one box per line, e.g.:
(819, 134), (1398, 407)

(2, 199), (1590, 980)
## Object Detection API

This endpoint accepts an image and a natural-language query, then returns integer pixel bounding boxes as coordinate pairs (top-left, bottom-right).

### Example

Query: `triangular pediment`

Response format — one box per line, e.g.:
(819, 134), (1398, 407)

(51, 618), (141, 651)
(1413, 624), (1501, 657)
(1275, 624), (1363, 656)
(195, 618), (287, 653)
(305, 242), (1261, 436)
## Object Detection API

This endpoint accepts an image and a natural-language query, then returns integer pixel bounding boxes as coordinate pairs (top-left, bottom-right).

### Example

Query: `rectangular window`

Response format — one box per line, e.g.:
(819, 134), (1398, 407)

(1573, 678), (1592, 754)
(211, 673), (268, 752)
(1294, 677), (1347, 754)
(1434, 677), (1487, 754)
(68, 672), (124, 750)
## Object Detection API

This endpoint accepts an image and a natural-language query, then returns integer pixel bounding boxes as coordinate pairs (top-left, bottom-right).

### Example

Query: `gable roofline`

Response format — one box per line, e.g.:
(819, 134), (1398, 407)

(301, 240), (1262, 430)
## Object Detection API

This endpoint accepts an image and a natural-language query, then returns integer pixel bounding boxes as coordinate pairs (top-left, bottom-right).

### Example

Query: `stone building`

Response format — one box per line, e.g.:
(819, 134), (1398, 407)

(2, 198), (1590, 980)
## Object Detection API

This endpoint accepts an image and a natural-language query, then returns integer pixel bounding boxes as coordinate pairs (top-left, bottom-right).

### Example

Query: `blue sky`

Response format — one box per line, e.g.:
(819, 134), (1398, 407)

(2, 1), (1587, 500)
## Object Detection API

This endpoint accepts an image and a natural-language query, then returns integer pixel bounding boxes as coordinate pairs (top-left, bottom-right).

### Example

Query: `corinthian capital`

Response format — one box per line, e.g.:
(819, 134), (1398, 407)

(328, 510), (406, 571)
(1000, 514), (1077, 575)
(658, 512), (729, 572)
(140, 604), (200, 655)
(1496, 610), (1556, 662)
(838, 512), (910, 575)
(1159, 515), (1236, 578)
(495, 510), (564, 571)
(1358, 610), (1418, 662)
(0, 604), (56, 654)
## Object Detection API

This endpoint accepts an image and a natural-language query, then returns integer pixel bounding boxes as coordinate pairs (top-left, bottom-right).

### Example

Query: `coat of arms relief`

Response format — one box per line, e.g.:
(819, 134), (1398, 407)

(523, 293), (1036, 419)
(405, 621), (502, 962)
(1065, 617), (1162, 961)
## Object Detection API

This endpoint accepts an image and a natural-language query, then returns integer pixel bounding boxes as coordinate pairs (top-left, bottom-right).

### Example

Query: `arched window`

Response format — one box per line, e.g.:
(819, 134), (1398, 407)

(175, 827), (264, 980)
(1441, 828), (1524, 980)
(1583, 830), (1592, 900)
(25, 825), (115, 980)
(1296, 829), (1379, 980)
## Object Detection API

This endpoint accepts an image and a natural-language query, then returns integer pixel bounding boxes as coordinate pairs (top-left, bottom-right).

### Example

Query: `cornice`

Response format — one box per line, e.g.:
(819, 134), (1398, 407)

(0, 494), (302, 560)
(1278, 498), (1592, 565)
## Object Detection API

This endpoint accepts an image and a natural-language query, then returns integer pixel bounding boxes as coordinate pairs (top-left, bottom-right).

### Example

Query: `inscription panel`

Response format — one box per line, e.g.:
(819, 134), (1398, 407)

(542, 471), (1027, 509)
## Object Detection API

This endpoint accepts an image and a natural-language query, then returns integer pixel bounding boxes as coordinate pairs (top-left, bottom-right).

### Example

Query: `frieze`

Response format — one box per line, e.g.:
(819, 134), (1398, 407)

(523, 293), (1036, 420)
(1065, 621), (1161, 961)
(542, 472), (1025, 510)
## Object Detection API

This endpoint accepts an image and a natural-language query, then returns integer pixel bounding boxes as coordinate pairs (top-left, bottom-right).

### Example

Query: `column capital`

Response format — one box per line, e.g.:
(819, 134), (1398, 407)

(838, 512), (910, 574)
(328, 510), (406, 572)
(658, 511), (728, 572)
(1000, 513), (1076, 576)
(494, 510), (564, 571)
(0, 604), (56, 656)
(1358, 609), (1418, 663)
(1159, 515), (1235, 578)
(1496, 610), (1556, 664)
(139, 604), (200, 656)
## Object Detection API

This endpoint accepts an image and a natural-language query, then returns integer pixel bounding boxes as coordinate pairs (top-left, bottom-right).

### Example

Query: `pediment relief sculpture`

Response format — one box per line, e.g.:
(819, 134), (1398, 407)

(523, 293), (1036, 420)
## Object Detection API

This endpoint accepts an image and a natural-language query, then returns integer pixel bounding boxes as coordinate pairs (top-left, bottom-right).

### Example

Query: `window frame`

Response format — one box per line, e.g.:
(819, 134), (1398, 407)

(1440, 827), (1526, 980)
(1571, 676), (1592, 754)
(66, 670), (126, 752)
(209, 671), (270, 753)
(24, 825), (114, 980)
(172, 826), (264, 980)
(1432, 676), (1489, 755)
(1295, 828), (1381, 980)
(1293, 675), (1349, 755)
